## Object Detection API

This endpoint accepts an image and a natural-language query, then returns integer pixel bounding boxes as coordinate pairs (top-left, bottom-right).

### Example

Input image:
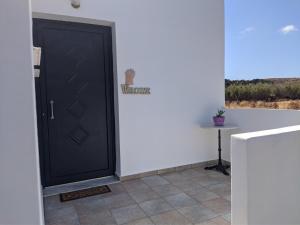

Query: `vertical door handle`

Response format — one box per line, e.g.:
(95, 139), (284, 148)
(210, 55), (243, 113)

(50, 100), (55, 120)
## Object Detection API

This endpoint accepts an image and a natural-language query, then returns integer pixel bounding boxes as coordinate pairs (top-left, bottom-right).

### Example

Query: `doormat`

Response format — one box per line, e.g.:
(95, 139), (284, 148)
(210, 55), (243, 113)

(60, 185), (111, 202)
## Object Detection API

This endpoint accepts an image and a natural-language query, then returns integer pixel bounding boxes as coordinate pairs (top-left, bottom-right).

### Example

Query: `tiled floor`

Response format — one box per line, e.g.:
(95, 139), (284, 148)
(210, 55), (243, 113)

(44, 166), (231, 225)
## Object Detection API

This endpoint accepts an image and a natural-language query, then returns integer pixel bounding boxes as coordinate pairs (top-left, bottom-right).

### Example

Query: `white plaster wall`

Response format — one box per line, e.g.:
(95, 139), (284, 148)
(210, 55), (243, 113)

(231, 126), (300, 225)
(0, 0), (44, 224)
(222, 109), (300, 162)
(31, 0), (225, 176)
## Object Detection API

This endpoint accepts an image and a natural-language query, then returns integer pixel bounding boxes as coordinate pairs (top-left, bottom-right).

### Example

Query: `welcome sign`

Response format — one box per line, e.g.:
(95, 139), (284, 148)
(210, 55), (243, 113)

(121, 84), (151, 95)
(121, 69), (151, 95)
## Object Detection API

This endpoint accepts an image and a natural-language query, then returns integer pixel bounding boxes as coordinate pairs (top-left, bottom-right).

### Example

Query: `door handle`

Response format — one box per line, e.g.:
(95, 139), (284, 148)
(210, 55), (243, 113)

(50, 100), (55, 120)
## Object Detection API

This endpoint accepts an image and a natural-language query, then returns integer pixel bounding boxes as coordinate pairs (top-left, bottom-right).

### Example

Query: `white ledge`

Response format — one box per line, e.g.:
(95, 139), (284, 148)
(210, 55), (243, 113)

(232, 125), (300, 140)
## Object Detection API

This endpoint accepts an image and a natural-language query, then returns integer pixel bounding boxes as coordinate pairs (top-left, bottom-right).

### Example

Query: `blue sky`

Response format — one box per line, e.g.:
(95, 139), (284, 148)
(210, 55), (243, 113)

(225, 0), (300, 80)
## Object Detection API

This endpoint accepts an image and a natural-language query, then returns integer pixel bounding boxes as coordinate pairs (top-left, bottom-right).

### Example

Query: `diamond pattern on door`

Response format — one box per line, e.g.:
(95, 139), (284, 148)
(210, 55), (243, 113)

(69, 127), (89, 145)
(67, 100), (85, 118)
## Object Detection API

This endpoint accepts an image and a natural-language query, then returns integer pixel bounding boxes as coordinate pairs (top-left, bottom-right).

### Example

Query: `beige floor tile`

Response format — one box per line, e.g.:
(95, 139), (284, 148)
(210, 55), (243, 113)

(44, 170), (232, 225)
(111, 204), (146, 225)
(128, 189), (160, 203)
(202, 198), (231, 215)
(161, 172), (188, 184)
(197, 176), (222, 187)
(165, 193), (198, 209)
(122, 179), (151, 193)
(172, 179), (204, 190)
(139, 198), (173, 216)
(151, 184), (182, 197)
(109, 183), (127, 195)
(177, 204), (218, 224)
(79, 210), (116, 225)
(150, 210), (192, 225)
(191, 189), (219, 202)
(142, 175), (169, 187)
(124, 218), (154, 225)
(74, 198), (107, 216)
(201, 216), (230, 225)
(103, 193), (136, 209)
(179, 169), (207, 179)
(223, 194), (231, 202)
(180, 185), (207, 196)
(45, 206), (80, 225)
(223, 213), (231, 222)
(44, 195), (72, 211)
(207, 183), (231, 197)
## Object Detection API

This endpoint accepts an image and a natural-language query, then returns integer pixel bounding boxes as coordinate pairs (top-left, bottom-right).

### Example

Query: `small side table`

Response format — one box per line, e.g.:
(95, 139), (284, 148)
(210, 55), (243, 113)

(201, 124), (238, 176)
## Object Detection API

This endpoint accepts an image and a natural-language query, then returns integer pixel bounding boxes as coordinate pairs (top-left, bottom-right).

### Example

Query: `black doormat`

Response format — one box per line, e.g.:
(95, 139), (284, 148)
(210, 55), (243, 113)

(60, 185), (111, 202)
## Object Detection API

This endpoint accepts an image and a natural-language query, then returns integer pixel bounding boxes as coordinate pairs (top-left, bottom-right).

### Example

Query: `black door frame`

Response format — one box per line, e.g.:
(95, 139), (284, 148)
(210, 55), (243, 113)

(33, 18), (117, 187)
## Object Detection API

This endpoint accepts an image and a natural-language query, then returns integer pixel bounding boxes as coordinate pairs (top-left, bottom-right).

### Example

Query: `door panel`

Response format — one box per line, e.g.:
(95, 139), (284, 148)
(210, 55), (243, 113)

(33, 19), (115, 186)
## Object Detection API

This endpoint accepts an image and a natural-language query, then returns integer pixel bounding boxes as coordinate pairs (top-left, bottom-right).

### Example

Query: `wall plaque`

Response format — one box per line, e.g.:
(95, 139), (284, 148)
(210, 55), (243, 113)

(121, 69), (151, 95)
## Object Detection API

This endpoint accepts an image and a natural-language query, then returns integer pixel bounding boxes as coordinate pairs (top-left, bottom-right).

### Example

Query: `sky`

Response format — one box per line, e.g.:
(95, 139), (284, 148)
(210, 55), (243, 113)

(225, 0), (300, 80)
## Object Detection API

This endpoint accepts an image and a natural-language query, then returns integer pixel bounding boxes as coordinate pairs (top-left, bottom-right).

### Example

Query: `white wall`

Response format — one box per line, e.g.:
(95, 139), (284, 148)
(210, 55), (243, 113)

(231, 126), (300, 225)
(0, 0), (44, 224)
(31, 0), (225, 176)
(222, 109), (300, 162)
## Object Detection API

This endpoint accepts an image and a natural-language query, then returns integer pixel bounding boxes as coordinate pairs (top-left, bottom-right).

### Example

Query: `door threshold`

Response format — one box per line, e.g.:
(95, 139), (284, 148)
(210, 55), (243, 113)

(43, 176), (119, 197)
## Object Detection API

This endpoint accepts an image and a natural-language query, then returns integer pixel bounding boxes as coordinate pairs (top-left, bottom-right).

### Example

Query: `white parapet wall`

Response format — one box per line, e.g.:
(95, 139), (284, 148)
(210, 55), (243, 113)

(231, 126), (300, 225)
(222, 109), (300, 162)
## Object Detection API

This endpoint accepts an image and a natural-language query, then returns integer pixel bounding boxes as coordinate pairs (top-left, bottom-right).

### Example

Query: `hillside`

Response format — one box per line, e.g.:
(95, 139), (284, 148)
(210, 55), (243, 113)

(225, 77), (300, 109)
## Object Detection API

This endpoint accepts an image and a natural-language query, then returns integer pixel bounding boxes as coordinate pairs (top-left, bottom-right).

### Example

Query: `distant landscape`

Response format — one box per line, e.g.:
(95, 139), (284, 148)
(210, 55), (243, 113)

(225, 78), (300, 109)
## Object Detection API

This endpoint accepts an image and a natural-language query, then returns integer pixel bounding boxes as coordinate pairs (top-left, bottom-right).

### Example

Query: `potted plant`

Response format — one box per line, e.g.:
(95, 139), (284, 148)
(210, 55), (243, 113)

(213, 109), (225, 126)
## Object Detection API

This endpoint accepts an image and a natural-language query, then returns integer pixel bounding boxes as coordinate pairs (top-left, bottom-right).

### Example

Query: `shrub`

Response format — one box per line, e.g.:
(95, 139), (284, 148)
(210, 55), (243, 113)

(225, 80), (300, 102)
(256, 101), (267, 108)
(287, 101), (300, 110)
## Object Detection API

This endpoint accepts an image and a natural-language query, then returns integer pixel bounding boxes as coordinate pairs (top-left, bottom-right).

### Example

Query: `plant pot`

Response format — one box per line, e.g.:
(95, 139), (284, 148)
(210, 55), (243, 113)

(213, 116), (225, 126)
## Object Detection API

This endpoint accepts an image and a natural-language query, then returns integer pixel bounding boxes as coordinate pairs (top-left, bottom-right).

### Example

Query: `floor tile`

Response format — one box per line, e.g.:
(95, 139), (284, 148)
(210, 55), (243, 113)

(197, 176), (222, 187)
(44, 169), (232, 225)
(78, 210), (116, 225)
(150, 210), (192, 225)
(198, 216), (231, 225)
(45, 205), (80, 225)
(104, 193), (136, 209)
(207, 183), (231, 197)
(223, 194), (231, 202)
(208, 171), (231, 182)
(139, 198), (173, 216)
(165, 193), (198, 209)
(128, 189), (160, 203)
(179, 169), (207, 179)
(223, 213), (231, 222)
(161, 172), (188, 184)
(202, 198), (231, 215)
(124, 218), (154, 225)
(122, 179), (151, 193)
(191, 189), (219, 202)
(74, 193), (135, 214)
(109, 183), (127, 195)
(180, 184), (206, 196)
(142, 175), (169, 187)
(151, 184), (182, 197)
(111, 204), (146, 225)
(177, 204), (218, 224)
(44, 195), (72, 211)
(172, 179), (203, 190)
(74, 198), (107, 216)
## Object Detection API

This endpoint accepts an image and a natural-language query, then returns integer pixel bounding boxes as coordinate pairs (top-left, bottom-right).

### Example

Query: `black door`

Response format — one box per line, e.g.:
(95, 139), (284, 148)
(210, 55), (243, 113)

(33, 19), (115, 187)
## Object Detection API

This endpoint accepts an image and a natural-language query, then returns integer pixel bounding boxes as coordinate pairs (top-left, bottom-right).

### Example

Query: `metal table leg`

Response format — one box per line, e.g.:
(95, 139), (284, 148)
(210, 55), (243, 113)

(205, 129), (230, 176)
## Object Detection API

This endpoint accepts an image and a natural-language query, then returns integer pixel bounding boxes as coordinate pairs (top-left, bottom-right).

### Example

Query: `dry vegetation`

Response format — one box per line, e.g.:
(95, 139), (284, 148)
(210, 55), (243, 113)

(226, 100), (300, 110)
(225, 78), (300, 110)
